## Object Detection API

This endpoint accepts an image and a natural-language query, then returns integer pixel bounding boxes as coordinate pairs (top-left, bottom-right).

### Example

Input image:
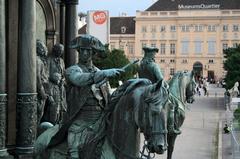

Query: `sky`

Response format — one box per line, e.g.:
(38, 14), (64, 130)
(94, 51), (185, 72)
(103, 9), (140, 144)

(78, 0), (157, 17)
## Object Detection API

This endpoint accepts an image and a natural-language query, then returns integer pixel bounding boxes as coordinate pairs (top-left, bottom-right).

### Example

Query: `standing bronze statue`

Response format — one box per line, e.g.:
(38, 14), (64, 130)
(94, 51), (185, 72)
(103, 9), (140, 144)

(44, 44), (67, 125)
(36, 39), (49, 125)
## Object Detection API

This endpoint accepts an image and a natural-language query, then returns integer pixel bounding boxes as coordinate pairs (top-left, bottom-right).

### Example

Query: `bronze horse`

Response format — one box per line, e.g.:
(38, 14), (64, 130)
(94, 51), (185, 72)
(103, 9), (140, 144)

(34, 79), (170, 159)
(166, 71), (196, 159)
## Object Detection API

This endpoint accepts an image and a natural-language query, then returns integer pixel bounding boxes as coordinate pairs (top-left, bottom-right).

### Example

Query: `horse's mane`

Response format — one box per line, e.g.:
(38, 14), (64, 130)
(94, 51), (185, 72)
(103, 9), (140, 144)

(106, 78), (152, 112)
(168, 72), (182, 93)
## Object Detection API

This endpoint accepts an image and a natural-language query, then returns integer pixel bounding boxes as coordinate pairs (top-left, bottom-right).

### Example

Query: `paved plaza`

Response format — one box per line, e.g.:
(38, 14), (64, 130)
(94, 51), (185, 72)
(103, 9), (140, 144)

(140, 84), (229, 159)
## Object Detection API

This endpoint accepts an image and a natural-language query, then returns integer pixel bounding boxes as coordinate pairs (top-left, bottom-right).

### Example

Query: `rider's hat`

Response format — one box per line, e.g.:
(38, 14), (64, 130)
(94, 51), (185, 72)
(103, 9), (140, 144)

(69, 35), (105, 53)
(142, 46), (159, 53)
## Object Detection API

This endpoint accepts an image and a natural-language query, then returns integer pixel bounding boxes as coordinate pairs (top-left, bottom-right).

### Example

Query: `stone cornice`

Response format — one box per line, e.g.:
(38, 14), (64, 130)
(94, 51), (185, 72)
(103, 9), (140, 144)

(135, 16), (240, 21)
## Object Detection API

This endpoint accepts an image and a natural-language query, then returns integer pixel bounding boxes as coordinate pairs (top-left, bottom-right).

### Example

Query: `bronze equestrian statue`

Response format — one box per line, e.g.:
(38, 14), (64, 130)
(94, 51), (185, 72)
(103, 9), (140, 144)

(34, 35), (170, 159)
(138, 46), (196, 159)
(138, 46), (181, 134)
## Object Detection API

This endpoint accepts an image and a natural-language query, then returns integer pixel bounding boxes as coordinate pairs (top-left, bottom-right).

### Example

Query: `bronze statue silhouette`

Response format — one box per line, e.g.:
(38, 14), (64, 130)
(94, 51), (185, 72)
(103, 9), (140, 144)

(165, 71), (196, 159)
(138, 46), (181, 135)
(34, 35), (170, 159)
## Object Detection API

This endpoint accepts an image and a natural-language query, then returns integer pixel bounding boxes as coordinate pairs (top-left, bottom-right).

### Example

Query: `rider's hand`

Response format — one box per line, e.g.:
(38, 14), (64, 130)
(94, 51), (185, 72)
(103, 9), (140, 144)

(101, 68), (125, 78)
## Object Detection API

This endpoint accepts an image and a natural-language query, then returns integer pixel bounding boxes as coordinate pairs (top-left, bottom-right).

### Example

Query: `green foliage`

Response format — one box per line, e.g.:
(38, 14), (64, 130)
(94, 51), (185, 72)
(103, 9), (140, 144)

(93, 48), (138, 88)
(234, 108), (240, 119)
(223, 45), (240, 89)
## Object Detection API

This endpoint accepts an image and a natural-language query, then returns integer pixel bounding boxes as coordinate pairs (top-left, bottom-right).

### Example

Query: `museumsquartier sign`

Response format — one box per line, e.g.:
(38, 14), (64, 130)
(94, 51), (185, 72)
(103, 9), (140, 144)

(178, 4), (220, 10)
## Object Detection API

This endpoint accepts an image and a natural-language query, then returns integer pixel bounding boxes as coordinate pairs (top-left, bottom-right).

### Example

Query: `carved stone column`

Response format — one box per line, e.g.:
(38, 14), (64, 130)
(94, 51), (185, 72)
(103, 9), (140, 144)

(0, 0), (10, 158)
(17, 0), (37, 157)
(64, 0), (78, 67)
(58, 0), (65, 45)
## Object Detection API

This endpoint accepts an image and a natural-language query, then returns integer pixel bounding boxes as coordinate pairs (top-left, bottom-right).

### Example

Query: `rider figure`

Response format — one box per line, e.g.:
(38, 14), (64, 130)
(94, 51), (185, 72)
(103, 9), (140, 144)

(48, 35), (125, 159)
(138, 46), (181, 134)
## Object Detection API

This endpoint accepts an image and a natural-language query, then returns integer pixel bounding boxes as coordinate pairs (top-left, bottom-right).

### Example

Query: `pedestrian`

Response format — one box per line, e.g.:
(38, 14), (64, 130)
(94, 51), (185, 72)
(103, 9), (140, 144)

(196, 84), (201, 96)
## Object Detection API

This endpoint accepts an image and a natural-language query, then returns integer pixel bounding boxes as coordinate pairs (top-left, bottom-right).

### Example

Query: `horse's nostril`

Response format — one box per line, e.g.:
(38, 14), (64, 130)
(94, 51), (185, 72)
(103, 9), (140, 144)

(147, 145), (155, 153)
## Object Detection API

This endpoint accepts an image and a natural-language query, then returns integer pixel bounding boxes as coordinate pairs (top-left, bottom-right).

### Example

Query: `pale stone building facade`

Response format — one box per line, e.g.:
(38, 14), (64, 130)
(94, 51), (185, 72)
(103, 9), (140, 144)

(109, 0), (240, 81)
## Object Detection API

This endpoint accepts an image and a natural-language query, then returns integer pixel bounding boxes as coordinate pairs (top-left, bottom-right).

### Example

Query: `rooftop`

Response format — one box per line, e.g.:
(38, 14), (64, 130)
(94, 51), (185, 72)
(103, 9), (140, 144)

(146, 0), (240, 11)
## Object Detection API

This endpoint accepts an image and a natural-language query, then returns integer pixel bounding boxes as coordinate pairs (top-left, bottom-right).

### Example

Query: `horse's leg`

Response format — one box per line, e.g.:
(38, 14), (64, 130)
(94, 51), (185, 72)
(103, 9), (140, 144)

(167, 134), (177, 159)
(100, 138), (116, 159)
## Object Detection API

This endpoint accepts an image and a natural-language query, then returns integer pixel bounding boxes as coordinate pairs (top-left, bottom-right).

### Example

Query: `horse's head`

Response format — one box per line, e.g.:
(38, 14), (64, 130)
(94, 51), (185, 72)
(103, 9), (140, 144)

(169, 70), (196, 104)
(184, 71), (196, 103)
(139, 80), (169, 154)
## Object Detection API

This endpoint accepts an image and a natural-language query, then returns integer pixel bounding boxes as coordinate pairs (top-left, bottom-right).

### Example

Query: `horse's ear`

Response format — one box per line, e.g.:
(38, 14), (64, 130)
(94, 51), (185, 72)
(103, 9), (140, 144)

(191, 70), (194, 78)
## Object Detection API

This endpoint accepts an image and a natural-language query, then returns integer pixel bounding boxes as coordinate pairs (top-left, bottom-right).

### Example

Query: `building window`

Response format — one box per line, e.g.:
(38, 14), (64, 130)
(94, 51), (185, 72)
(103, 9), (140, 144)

(195, 25), (203, 32)
(160, 43), (166, 54)
(181, 25), (190, 32)
(119, 44), (124, 50)
(209, 59), (214, 64)
(141, 42), (147, 54)
(223, 25), (228, 32)
(152, 33), (156, 39)
(128, 44), (134, 54)
(170, 59), (175, 63)
(194, 41), (202, 54)
(233, 25), (239, 32)
(208, 40), (216, 54)
(160, 25), (166, 32)
(170, 43), (176, 54)
(141, 26), (147, 33)
(233, 43), (239, 48)
(170, 68), (175, 75)
(161, 69), (165, 76)
(160, 59), (165, 63)
(181, 41), (189, 54)
(170, 25), (176, 32)
(208, 25), (216, 32)
(182, 59), (188, 63)
(121, 26), (126, 33)
(151, 43), (156, 48)
(222, 43), (228, 50)
(151, 25), (156, 33)
(110, 44), (115, 50)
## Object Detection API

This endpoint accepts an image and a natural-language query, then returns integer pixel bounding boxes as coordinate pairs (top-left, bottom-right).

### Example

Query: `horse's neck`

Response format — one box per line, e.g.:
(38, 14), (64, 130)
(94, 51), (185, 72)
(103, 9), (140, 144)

(170, 79), (186, 102)
(108, 94), (140, 158)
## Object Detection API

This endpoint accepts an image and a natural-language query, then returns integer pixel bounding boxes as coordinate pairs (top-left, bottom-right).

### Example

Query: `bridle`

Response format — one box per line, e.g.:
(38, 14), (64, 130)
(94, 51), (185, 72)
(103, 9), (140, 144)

(186, 76), (196, 103)
(108, 86), (168, 159)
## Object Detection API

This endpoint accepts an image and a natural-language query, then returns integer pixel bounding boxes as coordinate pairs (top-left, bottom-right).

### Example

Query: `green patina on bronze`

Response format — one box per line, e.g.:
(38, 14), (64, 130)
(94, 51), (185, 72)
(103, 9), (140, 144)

(34, 35), (171, 159)
(138, 46), (196, 159)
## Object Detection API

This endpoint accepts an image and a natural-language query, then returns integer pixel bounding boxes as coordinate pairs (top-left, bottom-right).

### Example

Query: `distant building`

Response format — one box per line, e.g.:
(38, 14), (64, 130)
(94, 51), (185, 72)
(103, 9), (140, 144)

(79, 0), (240, 80)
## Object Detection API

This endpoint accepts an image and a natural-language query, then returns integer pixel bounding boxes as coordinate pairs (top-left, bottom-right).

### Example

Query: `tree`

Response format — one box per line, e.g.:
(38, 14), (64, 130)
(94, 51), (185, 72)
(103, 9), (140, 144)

(93, 48), (138, 87)
(223, 45), (240, 89)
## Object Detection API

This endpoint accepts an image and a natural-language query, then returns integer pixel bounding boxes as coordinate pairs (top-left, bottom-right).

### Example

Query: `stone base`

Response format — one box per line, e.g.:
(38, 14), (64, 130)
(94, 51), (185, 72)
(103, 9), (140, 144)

(0, 149), (14, 159)
(17, 154), (33, 159)
(0, 155), (14, 159)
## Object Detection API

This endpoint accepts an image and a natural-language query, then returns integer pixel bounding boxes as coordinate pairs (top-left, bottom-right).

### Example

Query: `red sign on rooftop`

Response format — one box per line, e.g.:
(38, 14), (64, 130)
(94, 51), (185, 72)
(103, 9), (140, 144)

(93, 11), (107, 25)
